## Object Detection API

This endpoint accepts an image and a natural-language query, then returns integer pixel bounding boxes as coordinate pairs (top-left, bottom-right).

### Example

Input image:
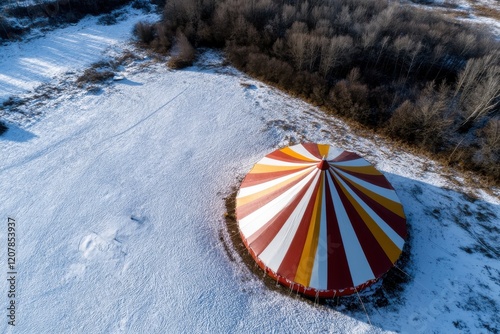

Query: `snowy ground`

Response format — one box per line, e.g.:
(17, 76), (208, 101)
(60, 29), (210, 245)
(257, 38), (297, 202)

(405, 0), (500, 37)
(0, 7), (159, 104)
(1, 5), (500, 334)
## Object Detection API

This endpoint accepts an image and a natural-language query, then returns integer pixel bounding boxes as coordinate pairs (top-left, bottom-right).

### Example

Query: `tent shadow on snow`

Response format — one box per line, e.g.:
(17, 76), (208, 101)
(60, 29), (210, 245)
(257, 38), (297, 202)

(223, 170), (500, 332)
(0, 123), (37, 142)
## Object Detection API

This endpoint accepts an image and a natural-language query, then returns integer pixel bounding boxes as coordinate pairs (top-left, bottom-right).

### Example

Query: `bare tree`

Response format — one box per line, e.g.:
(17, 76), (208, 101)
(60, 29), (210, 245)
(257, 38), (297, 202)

(286, 21), (308, 70)
(392, 35), (413, 75)
(455, 55), (500, 128)
(318, 35), (353, 77)
(461, 66), (500, 127)
(337, 5), (351, 30)
(281, 4), (297, 27)
(374, 36), (390, 67)
(455, 55), (491, 101)
(168, 31), (196, 68)
(482, 118), (500, 154)
(404, 40), (422, 80)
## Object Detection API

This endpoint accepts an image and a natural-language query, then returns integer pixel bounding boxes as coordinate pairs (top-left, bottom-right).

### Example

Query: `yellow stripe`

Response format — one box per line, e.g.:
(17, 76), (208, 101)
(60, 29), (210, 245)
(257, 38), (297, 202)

(340, 175), (405, 218)
(294, 172), (324, 287)
(280, 147), (318, 162)
(334, 174), (402, 263)
(250, 163), (314, 174)
(332, 165), (382, 175)
(237, 169), (311, 206)
(317, 144), (330, 158)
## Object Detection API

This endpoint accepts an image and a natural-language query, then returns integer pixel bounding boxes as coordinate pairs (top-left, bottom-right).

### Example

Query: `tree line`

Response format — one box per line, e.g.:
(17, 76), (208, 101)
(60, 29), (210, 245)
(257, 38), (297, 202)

(135, 0), (499, 182)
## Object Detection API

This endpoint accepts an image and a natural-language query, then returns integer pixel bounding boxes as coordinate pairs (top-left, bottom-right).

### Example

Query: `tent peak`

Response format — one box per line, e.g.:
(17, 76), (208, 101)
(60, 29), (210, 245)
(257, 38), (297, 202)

(317, 158), (329, 170)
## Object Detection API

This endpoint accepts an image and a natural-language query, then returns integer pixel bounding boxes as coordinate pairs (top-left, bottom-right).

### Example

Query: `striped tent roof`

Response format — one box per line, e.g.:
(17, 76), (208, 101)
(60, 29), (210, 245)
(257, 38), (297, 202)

(236, 143), (407, 298)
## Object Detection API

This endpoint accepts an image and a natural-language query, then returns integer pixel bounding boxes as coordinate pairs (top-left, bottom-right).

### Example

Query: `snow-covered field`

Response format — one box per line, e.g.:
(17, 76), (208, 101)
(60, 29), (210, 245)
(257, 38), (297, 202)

(1, 5), (499, 334)
(0, 7), (159, 104)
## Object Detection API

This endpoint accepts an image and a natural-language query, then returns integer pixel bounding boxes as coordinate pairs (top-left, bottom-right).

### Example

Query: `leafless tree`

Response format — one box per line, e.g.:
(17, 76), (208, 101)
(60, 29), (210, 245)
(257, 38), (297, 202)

(286, 21), (309, 70)
(455, 55), (500, 128)
(392, 35), (413, 75)
(318, 35), (353, 77)
(168, 31), (196, 68)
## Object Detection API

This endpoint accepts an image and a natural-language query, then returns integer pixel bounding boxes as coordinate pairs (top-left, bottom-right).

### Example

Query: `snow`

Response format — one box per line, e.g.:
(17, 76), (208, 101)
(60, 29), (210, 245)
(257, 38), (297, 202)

(1, 5), (500, 334)
(0, 8), (159, 104)
(404, 0), (500, 37)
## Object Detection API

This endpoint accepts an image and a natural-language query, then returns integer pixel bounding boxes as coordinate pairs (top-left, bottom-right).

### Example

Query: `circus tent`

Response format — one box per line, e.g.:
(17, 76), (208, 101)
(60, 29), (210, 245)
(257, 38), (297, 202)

(235, 143), (407, 298)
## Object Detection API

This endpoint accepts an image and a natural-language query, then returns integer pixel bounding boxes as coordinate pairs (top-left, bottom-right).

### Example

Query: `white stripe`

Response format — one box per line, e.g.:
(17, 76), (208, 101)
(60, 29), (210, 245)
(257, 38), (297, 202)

(257, 157), (316, 167)
(326, 147), (345, 160)
(258, 171), (322, 272)
(330, 158), (371, 167)
(239, 170), (318, 237)
(288, 144), (322, 161)
(333, 173), (405, 250)
(238, 166), (315, 198)
(326, 173), (375, 286)
(331, 167), (401, 203)
(309, 182), (328, 290)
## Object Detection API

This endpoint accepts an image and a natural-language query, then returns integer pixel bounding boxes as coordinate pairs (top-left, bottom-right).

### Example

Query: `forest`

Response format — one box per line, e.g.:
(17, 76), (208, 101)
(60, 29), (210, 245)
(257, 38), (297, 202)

(1, 0), (498, 182)
(135, 0), (499, 183)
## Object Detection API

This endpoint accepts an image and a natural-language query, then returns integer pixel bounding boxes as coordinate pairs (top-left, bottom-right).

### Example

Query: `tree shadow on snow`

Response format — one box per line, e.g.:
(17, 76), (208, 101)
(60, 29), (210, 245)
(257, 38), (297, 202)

(114, 78), (143, 86)
(0, 122), (37, 142)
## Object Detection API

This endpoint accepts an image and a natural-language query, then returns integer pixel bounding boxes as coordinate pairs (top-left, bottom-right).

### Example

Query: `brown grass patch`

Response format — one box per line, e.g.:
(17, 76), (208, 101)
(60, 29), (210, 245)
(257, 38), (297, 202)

(442, 9), (470, 19)
(115, 50), (140, 66)
(76, 68), (114, 87)
(472, 4), (500, 20)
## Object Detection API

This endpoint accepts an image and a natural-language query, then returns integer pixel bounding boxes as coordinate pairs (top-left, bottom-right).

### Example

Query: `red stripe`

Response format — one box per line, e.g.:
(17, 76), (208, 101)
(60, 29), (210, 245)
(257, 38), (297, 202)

(325, 173), (353, 290)
(331, 166), (392, 189)
(330, 151), (361, 162)
(277, 170), (322, 280)
(335, 172), (407, 239)
(236, 170), (313, 220)
(240, 166), (312, 187)
(243, 227), (381, 297)
(244, 174), (319, 256)
(331, 173), (393, 278)
(301, 143), (323, 159)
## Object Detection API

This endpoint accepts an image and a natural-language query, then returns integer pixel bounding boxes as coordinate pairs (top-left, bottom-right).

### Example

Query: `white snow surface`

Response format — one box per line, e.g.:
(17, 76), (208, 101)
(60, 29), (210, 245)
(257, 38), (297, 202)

(1, 7), (500, 334)
(0, 7), (159, 104)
